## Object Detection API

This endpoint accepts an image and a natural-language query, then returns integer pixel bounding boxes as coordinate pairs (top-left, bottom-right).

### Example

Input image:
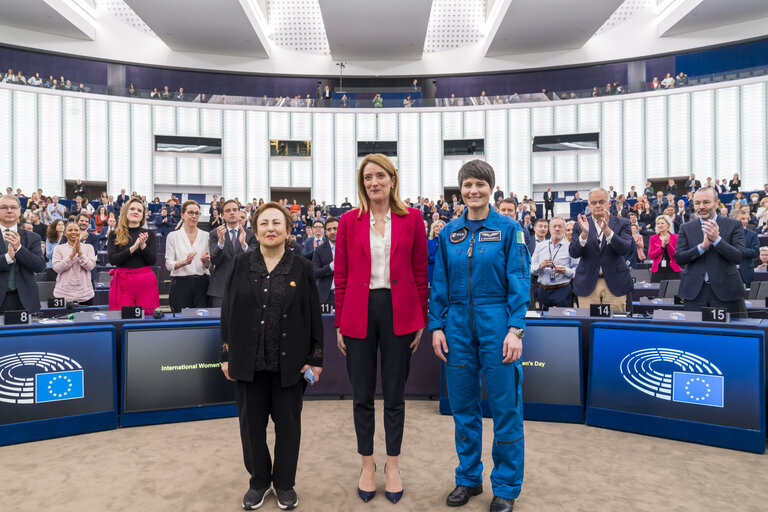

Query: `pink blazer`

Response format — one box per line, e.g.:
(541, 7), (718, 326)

(334, 207), (428, 339)
(648, 233), (682, 273)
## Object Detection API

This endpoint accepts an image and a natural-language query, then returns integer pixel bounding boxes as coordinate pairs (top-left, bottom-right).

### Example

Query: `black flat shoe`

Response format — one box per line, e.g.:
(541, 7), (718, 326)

(490, 496), (515, 512)
(242, 486), (271, 510)
(358, 463), (377, 503)
(446, 484), (483, 507)
(384, 463), (404, 504)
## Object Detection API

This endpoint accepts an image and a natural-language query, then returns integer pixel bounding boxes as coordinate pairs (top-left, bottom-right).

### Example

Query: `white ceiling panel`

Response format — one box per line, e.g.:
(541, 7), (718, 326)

(485, 0), (624, 56)
(658, 0), (768, 37)
(0, 0), (95, 39)
(124, 0), (270, 56)
(319, 0), (433, 60)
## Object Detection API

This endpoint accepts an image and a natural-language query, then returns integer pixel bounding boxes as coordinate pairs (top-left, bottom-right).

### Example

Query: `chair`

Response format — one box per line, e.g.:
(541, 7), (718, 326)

(753, 282), (768, 301)
(630, 268), (651, 283)
(37, 281), (56, 301)
(660, 279), (680, 299)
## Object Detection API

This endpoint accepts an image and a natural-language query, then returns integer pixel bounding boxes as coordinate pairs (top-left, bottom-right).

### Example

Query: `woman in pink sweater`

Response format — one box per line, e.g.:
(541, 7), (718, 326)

(52, 222), (97, 304)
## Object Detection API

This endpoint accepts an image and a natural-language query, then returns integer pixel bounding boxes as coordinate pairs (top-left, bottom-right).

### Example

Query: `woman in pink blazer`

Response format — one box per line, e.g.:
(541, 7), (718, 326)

(335, 153), (428, 504)
(648, 215), (681, 282)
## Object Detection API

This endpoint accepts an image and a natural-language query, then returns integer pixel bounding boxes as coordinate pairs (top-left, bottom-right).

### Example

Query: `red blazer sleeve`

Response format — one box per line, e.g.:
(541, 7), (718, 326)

(410, 209), (429, 324)
(333, 212), (350, 329)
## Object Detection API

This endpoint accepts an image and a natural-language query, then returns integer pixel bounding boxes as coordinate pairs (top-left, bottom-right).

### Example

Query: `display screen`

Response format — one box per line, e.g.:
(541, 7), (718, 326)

(357, 141), (397, 157)
(155, 135), (222, 155)
(443, 139), (485, 156)
(532, 132), (599, 152)
(0, 327), (115, 426)
(123, 325), (235, 413)
(521, 323), (582, 405)
(589, 323), (763, 430)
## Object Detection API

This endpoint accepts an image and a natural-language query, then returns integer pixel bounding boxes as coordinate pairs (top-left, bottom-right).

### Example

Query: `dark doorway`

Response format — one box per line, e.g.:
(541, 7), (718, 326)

(648, 176), (688, 198)
(443, 187), (460, 203)
(64, 180), (107, 202)
(270, 187), (312, 208)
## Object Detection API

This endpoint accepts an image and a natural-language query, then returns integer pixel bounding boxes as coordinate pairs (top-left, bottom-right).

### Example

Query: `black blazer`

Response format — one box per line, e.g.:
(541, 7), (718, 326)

(740, 228), (760, 286)
(569, 215), (634, 297)
(207, 227), (258, 298)
(543, 191), (555, 205)
(675, 215), (745, 302)
(312, 240), (334, 301)
(220, 250), (323, 387)
(0, 228), (46, 311)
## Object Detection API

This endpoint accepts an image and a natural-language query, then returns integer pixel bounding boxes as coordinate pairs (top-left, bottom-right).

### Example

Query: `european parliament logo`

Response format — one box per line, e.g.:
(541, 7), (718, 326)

(0, 352), (85, 405)
(619, 348), (724, 408)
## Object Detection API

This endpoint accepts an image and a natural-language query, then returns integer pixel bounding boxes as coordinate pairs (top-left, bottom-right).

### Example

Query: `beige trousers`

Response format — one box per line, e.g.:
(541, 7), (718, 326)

(577, 277), (627, 313)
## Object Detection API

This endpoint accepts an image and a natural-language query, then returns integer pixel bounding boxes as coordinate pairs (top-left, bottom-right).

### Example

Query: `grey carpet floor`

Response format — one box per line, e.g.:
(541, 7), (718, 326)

(1, 400), (765, 512)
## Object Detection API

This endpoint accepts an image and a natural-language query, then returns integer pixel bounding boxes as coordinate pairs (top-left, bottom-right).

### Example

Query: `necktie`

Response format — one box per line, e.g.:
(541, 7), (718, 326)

(5, 229), (15, 291)
(230, 229), (238, 252)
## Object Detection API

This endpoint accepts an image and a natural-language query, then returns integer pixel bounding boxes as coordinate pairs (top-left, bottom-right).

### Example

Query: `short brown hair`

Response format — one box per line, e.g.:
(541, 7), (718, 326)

(181, 200), (200, 214)
(221, 199), (239, 212)
(251, 202), (294, 247)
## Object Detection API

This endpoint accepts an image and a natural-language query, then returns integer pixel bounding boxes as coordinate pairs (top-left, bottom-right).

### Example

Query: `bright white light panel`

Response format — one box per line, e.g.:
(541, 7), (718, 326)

(4, 77), (768, 202)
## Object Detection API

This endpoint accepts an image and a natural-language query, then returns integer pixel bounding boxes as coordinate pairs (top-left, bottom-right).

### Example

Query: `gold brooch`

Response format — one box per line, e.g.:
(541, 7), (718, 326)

(290, 281), (296, 287)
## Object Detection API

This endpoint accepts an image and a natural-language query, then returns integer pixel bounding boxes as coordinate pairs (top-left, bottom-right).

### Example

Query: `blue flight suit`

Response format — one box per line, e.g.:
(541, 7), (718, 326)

(429, 206), (531, 500)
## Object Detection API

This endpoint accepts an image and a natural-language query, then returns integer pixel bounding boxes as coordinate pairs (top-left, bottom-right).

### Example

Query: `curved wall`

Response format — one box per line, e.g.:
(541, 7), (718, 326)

(1, 76), (766, 204)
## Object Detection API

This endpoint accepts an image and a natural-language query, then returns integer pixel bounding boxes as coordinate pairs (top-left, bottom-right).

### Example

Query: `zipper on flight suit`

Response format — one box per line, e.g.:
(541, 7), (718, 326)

(468, 234), (476, 335)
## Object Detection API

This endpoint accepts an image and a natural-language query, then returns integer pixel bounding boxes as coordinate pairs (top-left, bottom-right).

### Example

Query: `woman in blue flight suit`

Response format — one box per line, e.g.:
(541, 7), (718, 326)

(430, 160), (530, 512)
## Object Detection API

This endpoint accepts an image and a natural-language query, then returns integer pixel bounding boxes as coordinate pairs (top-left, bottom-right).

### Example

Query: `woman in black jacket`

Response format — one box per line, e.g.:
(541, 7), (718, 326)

(220, 201), (323, 511)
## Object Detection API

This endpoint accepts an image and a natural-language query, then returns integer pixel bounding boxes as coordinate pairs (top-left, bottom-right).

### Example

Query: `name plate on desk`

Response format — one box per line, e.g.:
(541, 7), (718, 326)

(180, 308), (221, 318)
(548, 307), (590, 318)
(639, 297), (675, 306)
(590, 304), (613, 318)
(320, 303), (335, 315)
(652, 310), (702, 322)
(121, 307), (145, 320)
(74, 310), (122, 322)
(47, 298), (66, 309)
(702, 307), (729, 323)
(4, 310), (30, 325)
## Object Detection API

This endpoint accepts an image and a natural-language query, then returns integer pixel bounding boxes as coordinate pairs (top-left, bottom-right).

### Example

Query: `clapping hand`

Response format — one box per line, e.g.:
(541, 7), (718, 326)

(138, 232), (149, 250)
(238, 226), (246, 249)
(200, 251), (210, 268)
(577, 214), (590, 239)
(182, 251), (197, 267)
(216, 225), (227, 244)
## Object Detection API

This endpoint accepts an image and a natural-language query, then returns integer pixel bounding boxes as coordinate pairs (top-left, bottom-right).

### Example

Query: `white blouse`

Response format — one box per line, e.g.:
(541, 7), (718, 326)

(369, 209), (391, 289)
(165, 228), (210, 277)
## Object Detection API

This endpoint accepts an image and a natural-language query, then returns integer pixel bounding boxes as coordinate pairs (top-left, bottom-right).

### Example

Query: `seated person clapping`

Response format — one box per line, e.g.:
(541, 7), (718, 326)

(756, 247), (768, 272)
(52, 222), (96, 304)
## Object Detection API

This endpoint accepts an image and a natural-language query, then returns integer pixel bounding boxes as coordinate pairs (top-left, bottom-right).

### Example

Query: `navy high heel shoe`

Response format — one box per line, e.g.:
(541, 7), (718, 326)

(358, 463), (376, 503)
(384, 463), (404, 504)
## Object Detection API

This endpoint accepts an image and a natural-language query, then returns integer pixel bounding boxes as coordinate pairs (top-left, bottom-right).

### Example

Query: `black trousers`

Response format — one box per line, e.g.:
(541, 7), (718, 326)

(235, 371), (305, 491)
(683, 282), (747, 317)
(344, 289), (413, 456)
(544, 204), (554, 220)
(538, 283), (573, 309)
(0, 290), (23, 312)
(169, 275), (209, 312)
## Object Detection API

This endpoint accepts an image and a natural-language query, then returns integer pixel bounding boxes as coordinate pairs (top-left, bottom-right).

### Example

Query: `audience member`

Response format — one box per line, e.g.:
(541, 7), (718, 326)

(207, 200), (258, 307)
(165, 201), (211, 312)
(302, 219), (325, 260)
(737, 210), (760, 288)
(52, 221), (96, 304)
(107, 198), (159, 314)
(312, 216), (338, 306)
(756, 247), (768, 271)
(45, 220), (65, 268)
(531, 217), (576, 309)
(426, 220), (445, 286)
(543, 187), (555, 220)
(648, 216), (680, 283)
(675, 187), (746, 315)
(569, 188), (633, 312)
(0, 195), (45, 312)
(730, 173), (741, 192)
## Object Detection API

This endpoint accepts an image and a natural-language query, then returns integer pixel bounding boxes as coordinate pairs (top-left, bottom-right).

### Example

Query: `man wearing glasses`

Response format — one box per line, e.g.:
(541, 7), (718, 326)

(0, 195), (46, 312)
(675, 187), (747, 315)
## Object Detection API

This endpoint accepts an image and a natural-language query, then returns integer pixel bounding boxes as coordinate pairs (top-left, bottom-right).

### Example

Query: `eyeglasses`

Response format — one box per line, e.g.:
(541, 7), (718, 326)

(0, 205), (20, 211)
(185, 211), (201, 216)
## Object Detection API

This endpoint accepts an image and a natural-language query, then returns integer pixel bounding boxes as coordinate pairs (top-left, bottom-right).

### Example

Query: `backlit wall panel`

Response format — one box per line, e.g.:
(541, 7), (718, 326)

(622, 98), (644, 195)
(715, 87), (740, 181)
(442, 111), (462, 140)
(334, 113), (356, 205)
(508, 108), (531, 198)
(577, 102), (600, 183)
(667, 93), (691, 176)
(644, 95), (666, 179)
(223, 110), (245, 200)
(108, 102), (130, 194)
(378, 113), (398, 141)
(38, 94), (61, 197)
(13, 92), (38, 193)
(532, 107), (554, 184)
(62, 96), (84, 181)
(86, 100), (108, 183)
(312, 113), (333, 205)
(740, 83), (766, 190)
(691, 90), (715, 179)
(554, 104), (577, 184)
(0, 90), (10, 189)
(601, 102), (622, 188)
(130, 104), (152, 195)
(153, 105), (176, 185)
(356, 113), (376, 141)
(398, 112), (420, 201)
(485, 109), (508, 194)
(420, 112), (442, 202)
(247, 111), (269, 201)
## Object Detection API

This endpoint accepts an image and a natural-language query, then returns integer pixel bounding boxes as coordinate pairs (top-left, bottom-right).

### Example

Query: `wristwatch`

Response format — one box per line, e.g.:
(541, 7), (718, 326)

(508, 327), (525, 338)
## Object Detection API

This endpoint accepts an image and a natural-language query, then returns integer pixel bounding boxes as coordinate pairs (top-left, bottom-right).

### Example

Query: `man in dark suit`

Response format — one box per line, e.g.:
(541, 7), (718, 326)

(607, 186), (617, 199)
(0, 195), (46, 312)
(115, 189), (129, 212)
(684, 173), (701, 193)
(569, 188), (634, 312)
(675, 187), (746, 315)
(302, 220), (325, 260)
(736, 210), (760, 289)
(673, 199), (690, 226)
(208, 199), (258, 307)
(312, 217), (338, 306)
(543, 187), (555, 220)
(493, 186), (504, 204)
(716, 181), (727, 195)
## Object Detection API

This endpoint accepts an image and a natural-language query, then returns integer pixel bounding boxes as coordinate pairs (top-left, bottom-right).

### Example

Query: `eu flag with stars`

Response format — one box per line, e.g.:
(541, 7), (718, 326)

(35, 370), (85, 403)
(672, 372), (724, 408)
